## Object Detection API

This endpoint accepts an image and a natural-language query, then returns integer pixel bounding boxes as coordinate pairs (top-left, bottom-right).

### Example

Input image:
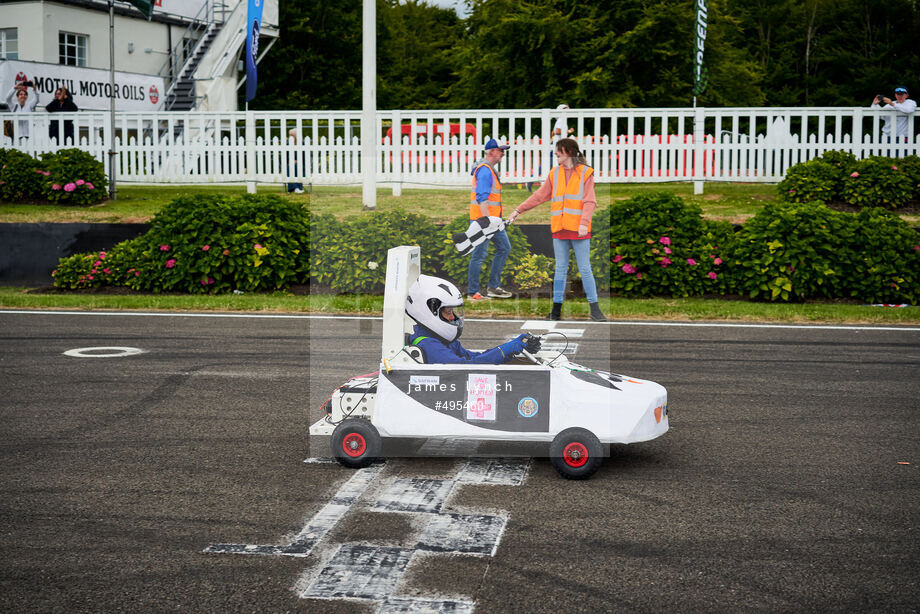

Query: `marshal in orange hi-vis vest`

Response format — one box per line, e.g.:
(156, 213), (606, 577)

(470, 163), (502, 220)
(550, 164), (594, 233)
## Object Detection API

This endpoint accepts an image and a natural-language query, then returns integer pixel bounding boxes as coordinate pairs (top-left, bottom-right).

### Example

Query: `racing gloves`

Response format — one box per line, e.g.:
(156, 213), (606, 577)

(499, 333), (528, 357)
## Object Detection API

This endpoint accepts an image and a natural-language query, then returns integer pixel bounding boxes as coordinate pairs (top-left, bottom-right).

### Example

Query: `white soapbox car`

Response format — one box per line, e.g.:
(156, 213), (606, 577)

(309, 246), (669, 479)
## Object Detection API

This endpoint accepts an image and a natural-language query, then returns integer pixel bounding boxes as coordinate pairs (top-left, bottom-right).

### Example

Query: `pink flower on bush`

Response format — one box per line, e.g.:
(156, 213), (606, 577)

(94, 260), (102, 267)
(254, 243), (263, 250)
(34, 169), (44, 174)
(87, 275), (94, 281)
(892, 166), (898, 171)
(622, 263), (636, 274)
(660, 257), (672, 267)
(201, 278), (209, 285)
(687, 258), (697, 266)
(613, 254), (624, 263)
(850, 171), (859, 178)
(222, 249), (230, 256)
(135, 271), (140, 276)
(99, 251), (106, 258)
(659, 236), (671, 245)
(42, 171), (50, 176)
(713, 257), (723, 265)
(202, 245), (210, 251)
(52, 184), (61, 191)
(165, 259), (177, 269)
(788, 189), (795, 193)
(103, 268), (111, 274)
(86, 183), (94, 190)
(708, 272), (718, 280)
(76, 179), (85, 185)
(664, 247), (672, 254)
(636, 273), (643, 280)
(64, 183), (76, 192)
(160, 245), (170, 251)
(914, 246), (920, 251)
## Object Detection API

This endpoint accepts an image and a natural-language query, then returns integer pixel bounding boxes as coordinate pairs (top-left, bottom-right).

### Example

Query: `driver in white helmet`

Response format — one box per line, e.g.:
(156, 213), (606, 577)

(406, 274), (531, 364)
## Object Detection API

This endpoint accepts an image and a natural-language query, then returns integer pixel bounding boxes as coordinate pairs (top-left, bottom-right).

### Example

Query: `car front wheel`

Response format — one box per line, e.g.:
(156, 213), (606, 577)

(550, 428), (603, 480)
(332, 419), (381, 469)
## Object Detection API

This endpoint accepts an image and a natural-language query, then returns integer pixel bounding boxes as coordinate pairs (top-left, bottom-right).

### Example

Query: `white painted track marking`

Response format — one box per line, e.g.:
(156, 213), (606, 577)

(62, 346), (145, 358)
(3, 309), (919, 331)
(204, 463), (383, 557)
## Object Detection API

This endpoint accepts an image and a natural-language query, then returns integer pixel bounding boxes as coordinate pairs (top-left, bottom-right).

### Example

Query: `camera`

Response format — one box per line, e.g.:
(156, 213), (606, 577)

(19, 80), (33, 88)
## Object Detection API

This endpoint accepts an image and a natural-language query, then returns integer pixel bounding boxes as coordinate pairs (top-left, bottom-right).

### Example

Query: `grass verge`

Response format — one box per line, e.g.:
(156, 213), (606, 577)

(1, 288), (917, 325)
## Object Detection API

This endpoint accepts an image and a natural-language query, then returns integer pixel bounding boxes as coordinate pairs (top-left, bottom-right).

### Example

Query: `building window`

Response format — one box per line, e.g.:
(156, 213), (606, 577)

(59, 31), (88, 67)
(0, 28), (18, 60)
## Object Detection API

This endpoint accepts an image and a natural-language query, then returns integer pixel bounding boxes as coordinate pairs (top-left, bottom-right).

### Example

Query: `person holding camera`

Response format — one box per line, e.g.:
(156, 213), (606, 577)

(872, 87), (916, 153)
(5, 79), (40, 143)
(46, 86), (78, 145)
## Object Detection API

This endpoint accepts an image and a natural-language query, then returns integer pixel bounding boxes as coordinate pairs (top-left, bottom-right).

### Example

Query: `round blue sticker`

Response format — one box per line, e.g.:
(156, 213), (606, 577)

(517, 397), (539, 418)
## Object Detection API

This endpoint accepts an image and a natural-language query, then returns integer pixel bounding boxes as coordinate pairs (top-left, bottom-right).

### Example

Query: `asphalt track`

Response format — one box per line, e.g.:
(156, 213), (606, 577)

(1, 310), (918, 612)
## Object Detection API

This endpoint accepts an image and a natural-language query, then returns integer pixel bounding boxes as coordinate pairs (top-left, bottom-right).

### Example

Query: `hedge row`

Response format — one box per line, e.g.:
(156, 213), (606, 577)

(0, 148), (107, 206)
(52, 192), (920, 303)
(778, 151), (920, 209)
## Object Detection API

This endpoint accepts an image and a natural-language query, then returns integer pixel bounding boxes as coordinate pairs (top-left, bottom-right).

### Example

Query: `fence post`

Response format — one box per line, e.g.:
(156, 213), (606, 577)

(693, 106), (705, 194)
(245, 110), (256, 194)
(392, 110), (402, 196)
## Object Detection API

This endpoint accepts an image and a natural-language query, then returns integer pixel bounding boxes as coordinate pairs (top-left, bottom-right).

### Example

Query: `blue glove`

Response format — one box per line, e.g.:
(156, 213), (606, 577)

(499, 333), (527, 356)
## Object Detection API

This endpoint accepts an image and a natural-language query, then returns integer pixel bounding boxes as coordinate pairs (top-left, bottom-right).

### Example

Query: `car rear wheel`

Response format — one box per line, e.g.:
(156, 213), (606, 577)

(550, 428), (603, 480)
(332, 419), (381, 469)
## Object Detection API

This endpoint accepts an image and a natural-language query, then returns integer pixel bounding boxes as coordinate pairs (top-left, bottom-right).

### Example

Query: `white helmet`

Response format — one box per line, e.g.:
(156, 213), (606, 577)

(406, 275), (464, 342)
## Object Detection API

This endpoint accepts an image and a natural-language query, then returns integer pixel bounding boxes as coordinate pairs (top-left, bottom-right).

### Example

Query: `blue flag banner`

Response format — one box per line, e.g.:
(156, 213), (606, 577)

(245, 0), (264, 102)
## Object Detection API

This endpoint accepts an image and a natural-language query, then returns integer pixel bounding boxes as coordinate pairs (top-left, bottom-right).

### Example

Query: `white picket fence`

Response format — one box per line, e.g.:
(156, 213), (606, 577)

(1, 107), (917, 186)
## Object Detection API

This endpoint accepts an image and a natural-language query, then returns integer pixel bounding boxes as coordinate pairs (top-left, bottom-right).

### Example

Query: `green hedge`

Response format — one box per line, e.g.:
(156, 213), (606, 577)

(51, 192), (920, 304)
(607, 193), (733, 297)
(726, 201), (920, 303)
(779, 151), (919, 208)
(54, 194), (311, 292)
(0, 147), (106, 206)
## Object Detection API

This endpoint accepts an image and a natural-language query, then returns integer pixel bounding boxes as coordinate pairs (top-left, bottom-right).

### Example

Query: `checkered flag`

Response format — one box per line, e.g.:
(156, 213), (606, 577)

(452, 216), (507, 255)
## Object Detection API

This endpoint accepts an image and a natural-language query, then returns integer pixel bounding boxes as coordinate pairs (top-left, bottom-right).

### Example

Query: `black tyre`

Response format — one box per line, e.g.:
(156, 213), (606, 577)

(331, 419), (381, 469)
(550, 427), (603, 480)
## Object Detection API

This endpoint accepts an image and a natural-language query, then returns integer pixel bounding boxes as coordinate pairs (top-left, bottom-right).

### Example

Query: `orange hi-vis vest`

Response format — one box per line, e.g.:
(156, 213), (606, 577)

(550, 164), (594, 233)
(470, 162), (502, 220)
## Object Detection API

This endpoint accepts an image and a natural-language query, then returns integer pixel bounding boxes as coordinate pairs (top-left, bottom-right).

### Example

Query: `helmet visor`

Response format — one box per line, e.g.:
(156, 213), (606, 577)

(439, 305), (463, 326)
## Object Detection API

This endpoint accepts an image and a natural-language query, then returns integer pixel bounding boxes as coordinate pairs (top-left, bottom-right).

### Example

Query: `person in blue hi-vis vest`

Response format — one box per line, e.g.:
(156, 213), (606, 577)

(405, 275), (537, 365)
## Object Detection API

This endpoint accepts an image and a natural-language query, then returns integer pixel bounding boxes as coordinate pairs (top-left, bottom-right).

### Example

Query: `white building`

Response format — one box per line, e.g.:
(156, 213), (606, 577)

(0, 0), (279, 112)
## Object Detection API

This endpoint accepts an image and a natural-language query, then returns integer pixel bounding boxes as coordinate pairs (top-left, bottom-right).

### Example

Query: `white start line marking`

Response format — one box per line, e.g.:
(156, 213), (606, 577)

(206, 458), (529, 612)
(204, 463), (384, 557)
(62, 346), (146, 358)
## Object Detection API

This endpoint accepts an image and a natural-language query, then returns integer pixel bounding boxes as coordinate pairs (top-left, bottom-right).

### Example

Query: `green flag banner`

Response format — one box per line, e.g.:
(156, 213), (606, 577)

(694, 0), (708, 97)
(123, 0), (154, 20)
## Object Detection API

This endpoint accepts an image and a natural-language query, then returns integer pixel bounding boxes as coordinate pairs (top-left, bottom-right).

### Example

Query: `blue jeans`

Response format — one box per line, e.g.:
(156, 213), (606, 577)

(468, 229), (510, 294)
(553, 237), (598, 303)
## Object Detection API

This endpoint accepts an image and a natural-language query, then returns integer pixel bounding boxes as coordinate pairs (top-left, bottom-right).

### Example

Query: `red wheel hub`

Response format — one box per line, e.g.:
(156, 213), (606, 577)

(563, 442), (589, 468)
(342, 433), (367, 457)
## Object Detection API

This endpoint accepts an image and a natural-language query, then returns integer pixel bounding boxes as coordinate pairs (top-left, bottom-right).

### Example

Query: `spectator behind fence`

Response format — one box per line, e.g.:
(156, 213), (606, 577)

(46, 86), (78, 145)
(5, 80), (39, 143)
(286, 128), (305, 194)
(872, 87), (916, 152)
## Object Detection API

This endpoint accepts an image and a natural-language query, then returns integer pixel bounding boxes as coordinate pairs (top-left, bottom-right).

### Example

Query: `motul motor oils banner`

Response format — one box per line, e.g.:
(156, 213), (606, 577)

(1, 60), (164, 111)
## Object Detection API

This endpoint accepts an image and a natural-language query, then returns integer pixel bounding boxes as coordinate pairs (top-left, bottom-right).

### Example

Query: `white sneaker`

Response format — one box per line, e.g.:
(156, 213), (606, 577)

(293, 188), (304, 194)
(487, 287), (513, 299)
